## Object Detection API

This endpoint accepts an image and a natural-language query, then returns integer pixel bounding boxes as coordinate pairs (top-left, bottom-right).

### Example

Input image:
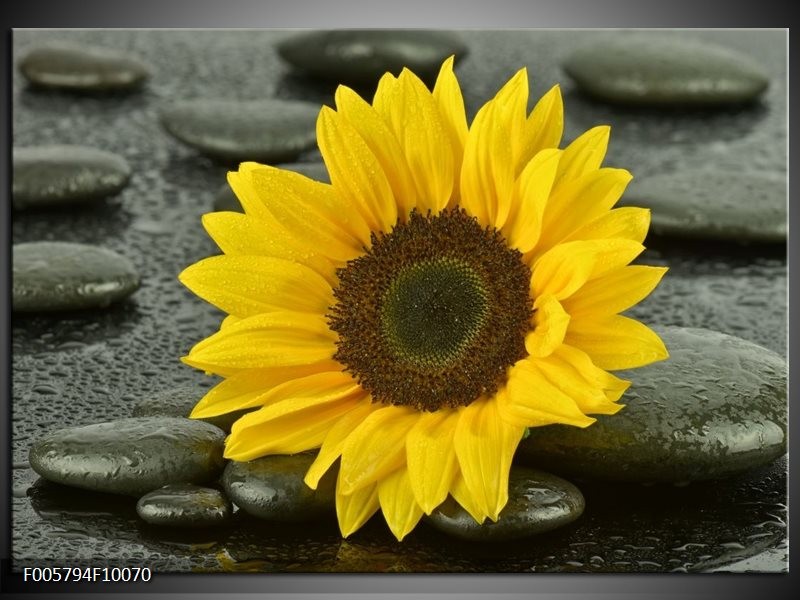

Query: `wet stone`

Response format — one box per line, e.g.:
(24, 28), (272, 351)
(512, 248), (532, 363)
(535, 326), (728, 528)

(563, 37), (769, 106)
(29, 417), (226, 496)
(136, 483), (231, 527)
(213, 162), (329, 212)
(517, 327), (787, 483)
(277, 30), (468, 86)
(13, 145), (131, 210)
(222, 454), (336, 522)
(19, 44), (150, 92)
(160, 99), (319, 163)
(621, 169), (786, 243)
(427, 467), (585, 542)
(132, 385), (252, 433)
(13, 241), (141, 313)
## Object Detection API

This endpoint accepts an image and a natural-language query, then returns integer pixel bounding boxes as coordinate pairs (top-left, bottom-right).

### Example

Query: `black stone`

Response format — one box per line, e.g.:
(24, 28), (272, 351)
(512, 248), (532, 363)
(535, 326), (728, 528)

(222, 454), (336, 521)
(427, 467), (585, 541)
(13, 145), (131, 210)
(213, 162), (329, 212)
(13, 241), (140, 313)
(19, 44), (150, 92)
(517, 327), (786, 483)
(277, 30), (468, 86)
(132, 385), (253, 433)
(160, 99), (319, 163)
(622, 169), (786, 243)
(136, 483), (231, 527)
(29, 417), (226, 496)
(563, 37), (769, 106)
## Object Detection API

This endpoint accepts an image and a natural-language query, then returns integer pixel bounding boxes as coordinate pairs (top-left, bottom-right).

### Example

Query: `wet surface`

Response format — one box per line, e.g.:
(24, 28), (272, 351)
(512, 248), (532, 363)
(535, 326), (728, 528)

(14, 457), (786, 572)
(11, 29), (787, 572)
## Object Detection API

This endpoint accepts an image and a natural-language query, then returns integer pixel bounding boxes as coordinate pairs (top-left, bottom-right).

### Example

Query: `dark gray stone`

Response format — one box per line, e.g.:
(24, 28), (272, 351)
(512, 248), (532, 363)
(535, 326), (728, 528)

(622, 169), (786, 243)
(160, 99), (319, 163)
(212, 162), (329, 212)
(222, 454), (336, 521)
(19, 44), (150, 91)
(136, 483), (231, 527)
(29, 417), (226, 496)
(132, 385), (253, 433)
(563, 37), (769, 106)
(277, 30), (468, 86)
(517, 327), (786, 483)
(13, 145), (131, 209)
(427, 467), (584, 541)
(13, 241), (140, 313)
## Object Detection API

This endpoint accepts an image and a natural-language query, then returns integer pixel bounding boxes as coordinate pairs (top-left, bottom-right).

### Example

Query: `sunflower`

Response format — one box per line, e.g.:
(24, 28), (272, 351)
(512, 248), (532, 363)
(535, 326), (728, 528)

(179, 57), (668, 541)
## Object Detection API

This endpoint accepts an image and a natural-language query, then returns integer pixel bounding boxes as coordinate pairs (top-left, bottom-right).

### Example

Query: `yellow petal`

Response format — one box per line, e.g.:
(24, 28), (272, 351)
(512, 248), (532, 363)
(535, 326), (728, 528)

(304, 398), (378, 489)
(562, 206), (651, 244)
(554, 125), (610, 186)
(339, 405), (419, 495)
(531, 241), (597, 300)
(224, 371), (364, 460)
(532, 353), (621, 417)
(453, 397), (525, 521)
(179, 255), (333, 319)
(525, 294), (570, 358)
(182, 311), (336, 372)
(565, 314), (669, 370)
(450, 471), (487, 524)
(460, 69), (526, 228)
(378, 467), (424, 541)
(502, 148), (561, 254)
(542, 344), (630, 414)
(563, 265), (668, 318)
(433, 56), (468, 204)
(220, 314), (240, 329)
(585, 239), (646, 280)
(513, 84), (564, 175)
(201, 212), (335, 282)
(405, 410), (459, 514)
(501, 358), (597, 428)
(251, 166), (369, 262)
(534, 168), (633, 257)
(227, 162), (276, 221)
(318, 105), (399, 233)
(336, 476), (380, 538)
(373, 69), (454, 214)
(190, 362), (340, 419)
(333, 86), (417, 219)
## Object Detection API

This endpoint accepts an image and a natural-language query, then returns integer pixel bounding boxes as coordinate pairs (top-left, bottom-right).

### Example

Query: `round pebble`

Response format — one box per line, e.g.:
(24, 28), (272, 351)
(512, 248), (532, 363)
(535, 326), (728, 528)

(212, 162), (329, 212)
(622, 169), (786, 243)
(517, 327), (786, 483)
(29, 417), (226, 496)
(563, 37), (770, 106)
(136, 483), (231, 527)
(160, 99), (319, 163)
(222, 454), (336, 521)
(19, 43), (150, 92)
(13, 145), (131, 210)
(427, 467), (585, 541)
(277, 30), (468, 86)
(132, 385), (252, 433)
(13, 241), (141, 313)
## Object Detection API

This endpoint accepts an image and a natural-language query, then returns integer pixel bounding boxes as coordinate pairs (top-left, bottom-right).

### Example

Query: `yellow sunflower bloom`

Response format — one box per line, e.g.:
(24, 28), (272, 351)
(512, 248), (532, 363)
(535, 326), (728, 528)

(179, 57), (669, 541)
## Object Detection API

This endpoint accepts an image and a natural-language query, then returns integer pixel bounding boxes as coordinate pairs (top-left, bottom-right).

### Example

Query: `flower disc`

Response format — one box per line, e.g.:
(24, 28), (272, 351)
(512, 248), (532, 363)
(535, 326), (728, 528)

(329, 208), (532, 411)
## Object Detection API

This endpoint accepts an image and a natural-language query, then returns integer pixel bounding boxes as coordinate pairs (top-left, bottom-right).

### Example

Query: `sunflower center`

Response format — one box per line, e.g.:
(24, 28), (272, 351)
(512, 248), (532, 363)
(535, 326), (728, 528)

(381, 258), (488, 368)
(328, 207), (532, 411)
